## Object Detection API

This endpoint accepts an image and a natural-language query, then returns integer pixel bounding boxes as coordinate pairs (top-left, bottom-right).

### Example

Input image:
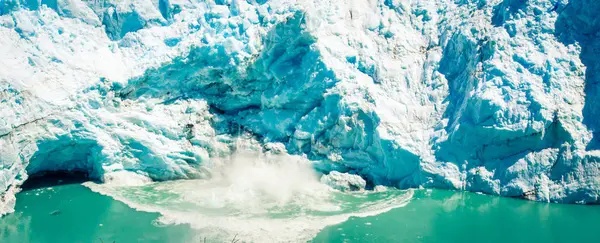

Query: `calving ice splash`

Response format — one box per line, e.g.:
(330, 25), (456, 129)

(0, 0), (600, 225)
(85, 138), (413, 242)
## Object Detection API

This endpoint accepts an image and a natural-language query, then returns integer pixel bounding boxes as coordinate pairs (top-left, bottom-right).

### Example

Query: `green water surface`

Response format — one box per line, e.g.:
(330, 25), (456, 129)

(0, 178), (195, 243)
(1, 180), (599, 243)
(314, 190), (600, 243)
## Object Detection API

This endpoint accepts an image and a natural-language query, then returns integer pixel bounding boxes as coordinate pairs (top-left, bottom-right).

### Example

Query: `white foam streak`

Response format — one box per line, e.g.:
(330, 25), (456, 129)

(85, 151), (413, 242)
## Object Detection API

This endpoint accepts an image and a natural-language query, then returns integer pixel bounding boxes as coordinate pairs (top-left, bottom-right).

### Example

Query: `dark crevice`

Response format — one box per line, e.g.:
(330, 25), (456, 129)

(21, 171), (96, 191)
(0, 115), (51, 138)
(0, 104), (79, 139)
(491, 0), (528, 27)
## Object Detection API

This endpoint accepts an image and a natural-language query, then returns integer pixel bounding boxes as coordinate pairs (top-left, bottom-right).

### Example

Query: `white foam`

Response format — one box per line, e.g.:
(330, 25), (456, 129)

(84, 151), (413, 242)
(101, 171), (152, 187)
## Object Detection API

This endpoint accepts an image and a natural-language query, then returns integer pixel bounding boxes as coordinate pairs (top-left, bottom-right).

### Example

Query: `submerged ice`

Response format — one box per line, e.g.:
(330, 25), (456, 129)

(1, 0), (600, 216)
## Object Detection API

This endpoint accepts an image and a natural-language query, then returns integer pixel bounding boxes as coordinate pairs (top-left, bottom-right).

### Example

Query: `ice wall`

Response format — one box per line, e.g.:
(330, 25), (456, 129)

(0, 0), (599, 214)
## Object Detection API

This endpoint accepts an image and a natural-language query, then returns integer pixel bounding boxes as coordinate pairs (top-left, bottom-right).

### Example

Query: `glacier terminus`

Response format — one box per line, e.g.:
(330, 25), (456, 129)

(0, 0), (599, 216)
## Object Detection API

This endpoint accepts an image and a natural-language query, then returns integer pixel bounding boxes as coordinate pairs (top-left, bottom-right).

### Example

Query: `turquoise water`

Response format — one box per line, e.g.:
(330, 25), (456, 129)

(0, 178), (196, 243)
(1, 179), (599, 243)
(314, 190), (600, 243)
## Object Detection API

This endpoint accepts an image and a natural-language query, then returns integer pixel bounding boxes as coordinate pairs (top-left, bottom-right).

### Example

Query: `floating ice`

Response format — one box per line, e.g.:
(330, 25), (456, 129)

(320, 171), (367, 192)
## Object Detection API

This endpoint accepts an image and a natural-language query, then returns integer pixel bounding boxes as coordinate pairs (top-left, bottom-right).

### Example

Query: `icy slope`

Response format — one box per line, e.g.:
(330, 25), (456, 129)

(0, 0), (599, 214)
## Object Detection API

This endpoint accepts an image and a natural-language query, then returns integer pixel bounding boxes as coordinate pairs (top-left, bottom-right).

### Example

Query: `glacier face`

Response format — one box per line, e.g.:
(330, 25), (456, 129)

(0, 0), (599, 214)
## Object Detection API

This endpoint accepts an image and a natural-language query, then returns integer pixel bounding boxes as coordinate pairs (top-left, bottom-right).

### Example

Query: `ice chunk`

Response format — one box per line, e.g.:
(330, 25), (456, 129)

(320, 171), (366, 192)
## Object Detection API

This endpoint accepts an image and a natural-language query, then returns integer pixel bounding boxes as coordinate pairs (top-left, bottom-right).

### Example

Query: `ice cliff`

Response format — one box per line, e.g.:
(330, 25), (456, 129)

(0, 0), (599, 214)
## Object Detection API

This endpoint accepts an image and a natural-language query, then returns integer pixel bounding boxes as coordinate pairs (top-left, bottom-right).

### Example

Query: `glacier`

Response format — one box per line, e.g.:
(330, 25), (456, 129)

(0, 0), (599, 215)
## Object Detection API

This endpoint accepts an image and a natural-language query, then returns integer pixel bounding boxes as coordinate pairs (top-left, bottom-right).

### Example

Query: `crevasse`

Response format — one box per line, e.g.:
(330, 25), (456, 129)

(0, 0), (599, 215)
